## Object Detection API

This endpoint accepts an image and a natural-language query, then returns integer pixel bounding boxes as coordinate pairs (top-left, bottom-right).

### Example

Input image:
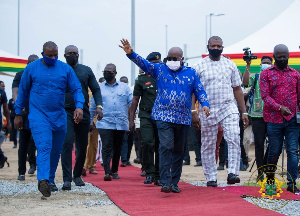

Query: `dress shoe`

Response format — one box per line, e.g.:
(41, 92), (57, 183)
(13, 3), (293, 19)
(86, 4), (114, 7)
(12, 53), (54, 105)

(182, 161), (190, 165)
(73, 177), (85, 186)
(133, 158), (141, 164)
(101, 163), (104, 167)
(82, 168), (87, 176)
(194, 160), (202, 167)
(207, 181), (218, 187)
(161, 184), (171, 193)
(13, 144), (17, 148)
(126, 161), (132, 166)
(227, 173), (240, 185)
(120, 162), (127, 167)
(17, 175), (25, 181)
(89, 169), (98, 174)
(217, 165), (224, 170)
(240, 163), (249, 171)
(104, 174), (112, 181)
(112, 173), (120, 179)
(62, 181), (71, 190)
(49, 183), (58, 192)
(144, 176), (154, 184)
(154, 180), (163, 186)
(0, 156), (9, 168)
(38, 179), (51, 197)
(28, 165), (36, 174)
(287, 183), (300, 194)
(256, 174), (264, 183)
(171, 184), (181, 193)
(140, 171), (146, 177)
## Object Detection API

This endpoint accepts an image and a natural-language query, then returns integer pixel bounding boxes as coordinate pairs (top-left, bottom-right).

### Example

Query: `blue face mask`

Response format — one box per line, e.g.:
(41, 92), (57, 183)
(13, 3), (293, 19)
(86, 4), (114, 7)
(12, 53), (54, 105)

(42, 52), (58, 66)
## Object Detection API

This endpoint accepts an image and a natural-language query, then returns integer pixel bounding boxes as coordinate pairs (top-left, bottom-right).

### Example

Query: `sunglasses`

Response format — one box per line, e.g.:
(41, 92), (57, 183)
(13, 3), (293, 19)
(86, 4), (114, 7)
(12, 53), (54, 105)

(166, 57), (183, 61)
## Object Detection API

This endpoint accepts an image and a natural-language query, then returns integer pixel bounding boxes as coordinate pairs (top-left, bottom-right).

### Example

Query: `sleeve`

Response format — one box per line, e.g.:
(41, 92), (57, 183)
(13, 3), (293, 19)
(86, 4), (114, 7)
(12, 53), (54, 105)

(14, 67), (31, 115)
(12, 71), (22, 88)
(67, 68), (85, 109)
(297, 72), (300, 107)
(88, 68), (102, 106)
(133, 78), (143, 96)
(126, 52), (160, 79)
(231, 62), (242, 87)
(89, 95), (96, 125)
(259, 70), (281, 111)
(1, 91), (7, 104)
(193, 70), (210, 108)
(127, 86), (133, 107)
(248, 75), (254, 88)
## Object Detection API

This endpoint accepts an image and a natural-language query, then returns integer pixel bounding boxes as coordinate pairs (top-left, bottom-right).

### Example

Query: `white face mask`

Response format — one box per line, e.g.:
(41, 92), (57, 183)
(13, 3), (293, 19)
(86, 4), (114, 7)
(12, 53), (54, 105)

(166, 61), (181, 71)
(261, 63), (272, 71)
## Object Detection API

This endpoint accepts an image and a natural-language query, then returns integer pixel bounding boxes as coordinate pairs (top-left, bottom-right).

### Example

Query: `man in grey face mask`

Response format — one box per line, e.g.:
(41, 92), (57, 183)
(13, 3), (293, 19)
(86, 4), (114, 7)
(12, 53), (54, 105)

(242, 55), (273, 181)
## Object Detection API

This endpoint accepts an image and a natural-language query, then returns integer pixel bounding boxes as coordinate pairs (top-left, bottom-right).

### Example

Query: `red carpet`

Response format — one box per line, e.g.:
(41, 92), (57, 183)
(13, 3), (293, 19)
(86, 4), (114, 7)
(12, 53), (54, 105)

(76, 157), (282, 215)
(216, 185), (300, 201)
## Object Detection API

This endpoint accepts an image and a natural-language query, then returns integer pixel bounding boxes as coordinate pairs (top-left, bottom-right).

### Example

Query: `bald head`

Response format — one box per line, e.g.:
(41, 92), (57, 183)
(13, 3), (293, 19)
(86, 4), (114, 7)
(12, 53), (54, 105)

(28, 54), (39, 64)
(273, 44), (289, 70)
(168, 47), (183, 58)
(43, 41), (57, 52)
(105, 63), (116, 71)
(208, 36), (223, 46)
(65, 45), (78, 54)
(274, 44), (289, 55)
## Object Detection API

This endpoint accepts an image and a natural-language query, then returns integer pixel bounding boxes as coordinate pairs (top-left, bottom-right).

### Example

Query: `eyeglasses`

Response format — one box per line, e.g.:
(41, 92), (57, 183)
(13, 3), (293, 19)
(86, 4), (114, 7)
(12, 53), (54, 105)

(103, 71), (115, 74)
(166, 57), (183, 61)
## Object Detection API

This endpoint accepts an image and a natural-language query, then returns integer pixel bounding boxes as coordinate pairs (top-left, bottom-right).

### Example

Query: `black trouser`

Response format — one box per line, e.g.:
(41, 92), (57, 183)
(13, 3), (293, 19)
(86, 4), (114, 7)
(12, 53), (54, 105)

(219, 137), (226, 166)
(134, 128), (143, 163)
(10, 116), (17, 146)
(18, 129), (36, 175)
(61, 114), (90, 182)
(252, 117), (268, 174)
(121, 132), (134, 162)
(239, 120), (248, 165)
(98, 129), (125, 175)
(140, 118), (160, 179)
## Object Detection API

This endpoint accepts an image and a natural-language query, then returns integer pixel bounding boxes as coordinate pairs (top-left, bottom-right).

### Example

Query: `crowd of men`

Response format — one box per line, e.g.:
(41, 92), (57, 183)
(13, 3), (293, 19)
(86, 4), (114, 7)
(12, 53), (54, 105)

(0, 36), (299, 197)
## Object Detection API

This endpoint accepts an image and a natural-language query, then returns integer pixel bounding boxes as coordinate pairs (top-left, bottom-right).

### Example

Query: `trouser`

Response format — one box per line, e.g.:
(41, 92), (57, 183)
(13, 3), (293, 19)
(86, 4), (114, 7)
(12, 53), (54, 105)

(98, 129), (125, 175)
(61, 114), (90, 182)
(252, 117), (267, 175)
(134, 128), (143, 163)
(10, 116), (17, 146)
(201, 113), (241, 182)
(267, 117), (299, 183)
(140, 118), (160, 179)
(0, 131), (6, 147)
(84, 128), (99, 170)
(183, 127), (202, 162)
(18, 129), (36, 175)
(121, 132), (134, 162)
(218, 137), (227, 166)
(215, 126), (224, 164)
(239, 119), (248, 165)
(31, 127), (66, 183)
(156, 120), (189, 185)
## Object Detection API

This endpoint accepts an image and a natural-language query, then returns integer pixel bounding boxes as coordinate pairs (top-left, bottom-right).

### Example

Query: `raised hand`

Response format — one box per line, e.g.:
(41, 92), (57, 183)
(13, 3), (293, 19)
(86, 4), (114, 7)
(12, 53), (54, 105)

(119, 38), (133, 55)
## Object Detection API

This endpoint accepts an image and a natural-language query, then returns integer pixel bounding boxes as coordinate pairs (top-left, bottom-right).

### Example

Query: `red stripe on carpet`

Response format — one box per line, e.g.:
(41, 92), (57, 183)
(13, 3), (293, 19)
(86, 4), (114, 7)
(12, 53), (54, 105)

(76, 158), (281, 215)
(216, 186), (300, 200)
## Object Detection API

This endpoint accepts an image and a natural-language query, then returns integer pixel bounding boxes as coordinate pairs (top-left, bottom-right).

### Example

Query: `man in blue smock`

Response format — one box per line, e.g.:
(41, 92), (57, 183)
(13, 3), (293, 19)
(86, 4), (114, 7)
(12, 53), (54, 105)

(14, 41), (85, 197)
(120, 39), (210, 193)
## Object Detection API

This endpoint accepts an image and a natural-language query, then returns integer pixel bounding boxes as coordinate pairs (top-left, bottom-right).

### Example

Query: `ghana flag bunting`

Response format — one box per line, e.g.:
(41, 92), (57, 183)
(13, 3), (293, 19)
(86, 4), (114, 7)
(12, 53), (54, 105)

(202, 52), (300, 73)
(0, 56), (27, 73)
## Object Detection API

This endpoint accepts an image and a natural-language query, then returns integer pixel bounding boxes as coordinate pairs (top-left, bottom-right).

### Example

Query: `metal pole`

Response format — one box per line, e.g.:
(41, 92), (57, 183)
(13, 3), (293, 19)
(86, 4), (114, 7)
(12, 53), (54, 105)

(184, 43), (187, 66)
(165, 25), (168, 56)
(80, 49), (83, 64)
(209, 13), (212, 38)
(17, 0), (20, 56)
(131, 0), (136, 85)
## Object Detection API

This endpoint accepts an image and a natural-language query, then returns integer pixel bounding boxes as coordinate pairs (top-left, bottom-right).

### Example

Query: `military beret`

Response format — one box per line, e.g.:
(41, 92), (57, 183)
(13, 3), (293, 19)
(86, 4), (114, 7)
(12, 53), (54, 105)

(146, 52), (161, 61)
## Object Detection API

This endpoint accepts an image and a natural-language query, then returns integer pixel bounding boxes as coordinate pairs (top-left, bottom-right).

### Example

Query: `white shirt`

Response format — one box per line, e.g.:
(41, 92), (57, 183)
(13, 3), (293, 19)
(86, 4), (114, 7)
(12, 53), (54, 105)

(193, 56), (241, 126)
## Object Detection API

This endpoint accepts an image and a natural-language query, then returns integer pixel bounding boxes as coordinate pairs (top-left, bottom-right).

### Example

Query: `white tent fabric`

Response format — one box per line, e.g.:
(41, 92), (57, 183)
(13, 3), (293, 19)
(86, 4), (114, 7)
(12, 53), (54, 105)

(0, 49), (25, 60)
(223, 0), (300, 53)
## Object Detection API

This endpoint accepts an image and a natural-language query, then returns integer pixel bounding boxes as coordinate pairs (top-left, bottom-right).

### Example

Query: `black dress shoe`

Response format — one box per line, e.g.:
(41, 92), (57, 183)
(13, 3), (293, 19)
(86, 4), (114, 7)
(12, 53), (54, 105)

(49, 183), (58, 192)
(126, 161), (132, 166)
(38, 179), (51, 197)
(112, 173), (120, 179)
(120, 162), (126, 167)
(0, 156), (9, 168)
(161, 184), (171, 193)
(287, 183), (300, 194)
(182, 161), (190, 165)
(240, 163), (249, 171)
(17, 175), (25, 181)
(227, 173), (240, 184)
(13, 144), (17, 148)
(28, 165), (36, 174)
(140, 171), (146, 177)
(73, 177), (85, 186)
(104, 174), (112, 181)
(144, 176), (154, 184)
(194, 160), (202, 167)
(154, 180), (163, 186)
(133, 158), (141, 164)
(207, 181), (218, 187)
(62, 181), (71, 190)
(217, 165), (224, 170)
(171, 184), (181, 193)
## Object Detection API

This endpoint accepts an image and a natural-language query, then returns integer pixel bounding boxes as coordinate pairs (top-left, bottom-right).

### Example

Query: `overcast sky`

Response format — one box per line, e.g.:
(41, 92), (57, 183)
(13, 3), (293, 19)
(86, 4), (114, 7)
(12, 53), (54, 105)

(0, 0), (295, 97)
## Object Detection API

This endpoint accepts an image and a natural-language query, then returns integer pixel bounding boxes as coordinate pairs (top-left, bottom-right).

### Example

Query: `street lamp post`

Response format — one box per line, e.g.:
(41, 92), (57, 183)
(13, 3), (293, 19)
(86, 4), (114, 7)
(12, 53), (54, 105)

(205, 13), (225, 49)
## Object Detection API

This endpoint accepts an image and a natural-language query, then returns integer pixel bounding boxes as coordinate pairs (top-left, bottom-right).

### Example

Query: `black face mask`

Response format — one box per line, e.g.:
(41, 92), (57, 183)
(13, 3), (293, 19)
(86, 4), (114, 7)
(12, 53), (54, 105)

(274, 57), (288, 70)
(65, 54), (78, 67)
(208, 49), (223, 59)
(104, 73), (114, 82)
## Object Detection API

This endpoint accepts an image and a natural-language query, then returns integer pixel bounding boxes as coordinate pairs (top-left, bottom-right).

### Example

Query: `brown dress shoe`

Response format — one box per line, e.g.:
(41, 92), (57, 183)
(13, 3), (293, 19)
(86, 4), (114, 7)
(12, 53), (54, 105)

(82, 168), (87, 176)
(89, 169), (98, 174)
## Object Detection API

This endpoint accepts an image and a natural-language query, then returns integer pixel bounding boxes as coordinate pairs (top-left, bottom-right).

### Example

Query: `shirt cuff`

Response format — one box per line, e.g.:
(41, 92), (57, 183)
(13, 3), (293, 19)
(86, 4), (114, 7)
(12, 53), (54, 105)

(75, 102), (84, 109)
(201, 102), (210, 108)
(14, 107), (23, 115)
(126, 51), (137, 60)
